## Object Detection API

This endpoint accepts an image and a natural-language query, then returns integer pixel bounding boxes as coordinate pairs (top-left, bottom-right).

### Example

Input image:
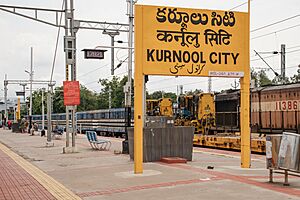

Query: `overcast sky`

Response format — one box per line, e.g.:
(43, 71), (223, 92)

(0, 0), (299, 99)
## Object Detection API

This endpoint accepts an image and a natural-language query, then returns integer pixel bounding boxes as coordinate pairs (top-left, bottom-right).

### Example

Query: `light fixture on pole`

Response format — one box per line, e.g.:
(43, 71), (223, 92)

(254, 44), (286, 84)
(254, 50), (279, 77)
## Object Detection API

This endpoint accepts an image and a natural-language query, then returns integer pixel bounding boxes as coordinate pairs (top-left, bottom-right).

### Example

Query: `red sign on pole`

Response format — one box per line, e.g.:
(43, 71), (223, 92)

(63, 81), (80, 106)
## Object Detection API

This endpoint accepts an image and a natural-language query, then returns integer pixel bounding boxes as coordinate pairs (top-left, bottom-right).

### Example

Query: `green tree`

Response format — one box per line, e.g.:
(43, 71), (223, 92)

(29, 87), (64, 115)
(52, 87), (65, 113)
(51, 85), (101, 112)
(251, 69), (272, 87)
(258, 70), (272, 86)
(251, 68), (259, 88)
(20, 104), (27, 118)
(272, 75), (290, 85)
(147, 91), (164, 99)
(77, 85), (99, 111)
(291, 65), (300, 83)
(29, 75), (134, 114)
(147, 91), (177, 102)
(31, 90), (43, 115)
(98, 76), (129, 108)
(184, 89), (203, 96)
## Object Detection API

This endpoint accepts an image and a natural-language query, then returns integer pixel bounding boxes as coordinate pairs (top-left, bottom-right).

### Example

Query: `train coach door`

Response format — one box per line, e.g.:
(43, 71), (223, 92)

(134, 3), (251, 174)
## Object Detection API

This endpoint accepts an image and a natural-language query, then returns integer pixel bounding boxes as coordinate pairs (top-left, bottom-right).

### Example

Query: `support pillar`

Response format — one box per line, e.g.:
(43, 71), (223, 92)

(240, 75), (251, 168)
(239, 0), (251, 168)
(134, 73), (144, 174)
(46, 91), (54, 147)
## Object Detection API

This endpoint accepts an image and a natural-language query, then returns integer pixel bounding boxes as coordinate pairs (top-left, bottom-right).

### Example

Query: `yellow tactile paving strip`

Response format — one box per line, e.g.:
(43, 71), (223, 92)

(0, 143), (81, 200)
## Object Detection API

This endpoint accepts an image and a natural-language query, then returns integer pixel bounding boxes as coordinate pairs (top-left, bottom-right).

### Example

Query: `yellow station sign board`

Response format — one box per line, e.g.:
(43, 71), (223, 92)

(135, 5), (249, 77)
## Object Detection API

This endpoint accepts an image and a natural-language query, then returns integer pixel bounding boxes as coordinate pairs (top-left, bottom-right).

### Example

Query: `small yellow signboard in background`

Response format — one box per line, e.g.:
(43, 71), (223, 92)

(135, 5), (249, 77)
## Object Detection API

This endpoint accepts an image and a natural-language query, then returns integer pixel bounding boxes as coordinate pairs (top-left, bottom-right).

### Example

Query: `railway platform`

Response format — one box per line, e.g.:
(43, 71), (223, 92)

(0, 129), (300, 200)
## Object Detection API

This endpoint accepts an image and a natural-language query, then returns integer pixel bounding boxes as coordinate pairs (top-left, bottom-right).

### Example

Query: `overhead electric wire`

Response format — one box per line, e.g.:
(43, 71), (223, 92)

(286, 49), (300, 54)
(229, 0), (252, 11)
(77, 63), (109, 78)
(251, 24), (300, 40)
(287, 45), (300, 50)
(147, 77), (176, 85)
(49, 0), (64, 89)
(251, 14), (300, 33)
(252, 65), (299, 73)
(251, 48), (300, 62)
(274, 65), (299, 70)
(84, 80), (99, 86)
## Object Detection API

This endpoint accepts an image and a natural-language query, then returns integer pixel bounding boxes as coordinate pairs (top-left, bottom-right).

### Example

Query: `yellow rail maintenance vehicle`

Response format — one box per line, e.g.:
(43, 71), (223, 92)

(146, 98), (173, 117)
(176, 93), (266, 154)
(146, 99), (160, 116)
(158, 98), (173, 117)
(176, 93), (215, 134)
(147, 93), (266, 153)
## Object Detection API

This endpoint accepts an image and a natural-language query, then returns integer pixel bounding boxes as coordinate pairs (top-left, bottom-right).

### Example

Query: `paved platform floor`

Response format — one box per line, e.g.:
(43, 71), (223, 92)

(0, 129), (300, 200)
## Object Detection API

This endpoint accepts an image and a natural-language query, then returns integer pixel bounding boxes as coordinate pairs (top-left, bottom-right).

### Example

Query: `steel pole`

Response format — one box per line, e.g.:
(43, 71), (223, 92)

(4, 74), (8, 123)
(102, 31), (119, 75)
(41, 88), (45, 130)
(70, 0), (76, 148)
(122, 0), (134, 153)
(64, 0), (70, 148)
(281, 44), (286, 84)
(20, 84), (26, 102)
(109, 85), (112, 109)
(208, 77), (212, 93)
(111, 35), (115, 75)
(29, 47), (33, 132)
(127, 0), (133, 107)
(47, 91), (52, 142)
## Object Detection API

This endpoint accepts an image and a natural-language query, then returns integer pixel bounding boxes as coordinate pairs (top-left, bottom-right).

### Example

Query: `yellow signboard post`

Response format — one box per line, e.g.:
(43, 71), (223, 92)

(17, 97), (20, 121)
(134, 4), (250, 173)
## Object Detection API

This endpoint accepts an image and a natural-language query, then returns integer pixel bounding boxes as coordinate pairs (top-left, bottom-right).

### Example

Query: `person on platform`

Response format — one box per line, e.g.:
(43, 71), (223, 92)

(7, 120), (12, 130)
(3, 118), (6, 129)
(20, 118), (26, 133)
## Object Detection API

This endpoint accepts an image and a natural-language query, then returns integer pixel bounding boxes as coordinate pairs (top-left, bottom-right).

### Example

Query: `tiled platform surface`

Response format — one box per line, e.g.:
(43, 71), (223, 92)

(1, 129), (300, 200)
(0, 148), (56, 200)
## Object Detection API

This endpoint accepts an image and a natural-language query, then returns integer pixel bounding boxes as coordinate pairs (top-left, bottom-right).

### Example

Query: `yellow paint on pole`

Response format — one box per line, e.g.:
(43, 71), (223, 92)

(134, 5), (144, 173)
(240, 0), (251, 168)
(17, 97), (20, 120)
(240, 76), (251, 168)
